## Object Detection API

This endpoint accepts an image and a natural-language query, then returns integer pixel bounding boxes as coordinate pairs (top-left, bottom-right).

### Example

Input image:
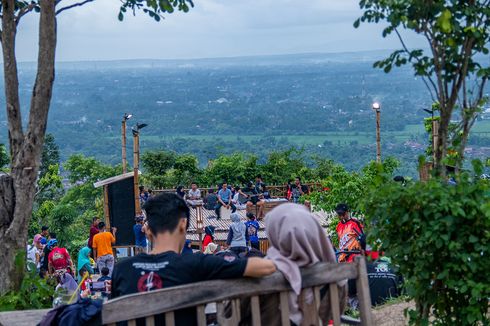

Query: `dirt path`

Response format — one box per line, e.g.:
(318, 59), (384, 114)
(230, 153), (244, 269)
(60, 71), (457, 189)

(372, 302), (414, 326)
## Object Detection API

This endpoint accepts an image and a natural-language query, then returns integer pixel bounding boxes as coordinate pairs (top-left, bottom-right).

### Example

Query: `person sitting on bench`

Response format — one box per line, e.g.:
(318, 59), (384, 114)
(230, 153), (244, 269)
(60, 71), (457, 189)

(186, 182), (203, 207)
(111, 193), (276, 326)
(215, 182), (236, 220)
(204, 188), (218, 211)
(243, 181), (265, 219)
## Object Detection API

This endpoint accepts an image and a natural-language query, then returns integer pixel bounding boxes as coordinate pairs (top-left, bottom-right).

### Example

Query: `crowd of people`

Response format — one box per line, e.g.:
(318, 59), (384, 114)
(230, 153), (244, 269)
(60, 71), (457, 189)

(138, 175), (311, 221)
(32, 180), (401, 326)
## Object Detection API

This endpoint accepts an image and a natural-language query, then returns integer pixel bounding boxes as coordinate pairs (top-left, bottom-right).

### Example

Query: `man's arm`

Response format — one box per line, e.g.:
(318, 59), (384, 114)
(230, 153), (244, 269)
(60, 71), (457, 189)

(111, 228), (117, 244)
(243, 258), (276, 277)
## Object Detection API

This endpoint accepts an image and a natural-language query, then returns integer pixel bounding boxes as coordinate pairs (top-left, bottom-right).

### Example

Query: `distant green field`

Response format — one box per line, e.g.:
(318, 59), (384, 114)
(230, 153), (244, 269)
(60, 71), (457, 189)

(118, 120), (488, 147)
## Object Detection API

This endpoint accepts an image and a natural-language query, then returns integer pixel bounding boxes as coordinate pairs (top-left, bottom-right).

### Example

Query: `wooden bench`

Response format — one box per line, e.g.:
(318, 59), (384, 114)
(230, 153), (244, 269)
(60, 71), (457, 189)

(0, 257), (373, 326)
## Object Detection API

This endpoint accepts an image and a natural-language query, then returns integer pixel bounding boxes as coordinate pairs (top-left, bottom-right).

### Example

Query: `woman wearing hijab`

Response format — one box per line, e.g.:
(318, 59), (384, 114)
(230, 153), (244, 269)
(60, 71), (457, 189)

(77, 246), (94, 283)
(202, 225), (216, 252)
(226, 213), (249, 256)
(241, 203), (346, 326)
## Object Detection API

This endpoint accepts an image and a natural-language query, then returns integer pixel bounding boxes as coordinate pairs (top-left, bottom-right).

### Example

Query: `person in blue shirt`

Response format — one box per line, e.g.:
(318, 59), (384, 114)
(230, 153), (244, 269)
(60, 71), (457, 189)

(133, 216), (147, 255)
(245, 212), (260, 250)
(215, 182), (236, 220)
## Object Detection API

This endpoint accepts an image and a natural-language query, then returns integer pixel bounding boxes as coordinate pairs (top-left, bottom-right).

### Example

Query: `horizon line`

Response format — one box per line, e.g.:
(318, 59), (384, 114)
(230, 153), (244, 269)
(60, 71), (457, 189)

(15, 48), (402, 65)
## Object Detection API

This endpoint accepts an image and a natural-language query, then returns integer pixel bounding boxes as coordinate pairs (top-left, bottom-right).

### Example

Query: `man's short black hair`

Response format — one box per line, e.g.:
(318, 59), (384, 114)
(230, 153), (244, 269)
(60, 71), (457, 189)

(98, 222), (106, 230)
(101, 267), (110, 276)
(49, 232), (56, 239)
(256, 175), (262, 179)
(246, 212), (256, 220)
(335, 203), (349, 215)
(295, 176), (301, 181)
(208, 188), (215, 193)
(143, 193), (190, 235)
(139, 185), (145, 191)
(41, 225), (49, 232)
(191, 182), (197, 185)
(92, 217), (98, 222)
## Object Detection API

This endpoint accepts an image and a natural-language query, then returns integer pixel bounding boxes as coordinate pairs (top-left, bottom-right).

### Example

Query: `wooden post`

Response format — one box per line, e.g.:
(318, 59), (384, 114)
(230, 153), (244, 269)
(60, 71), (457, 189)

(355, 256), (374, 326)
(432, 119), (439, 163)
(196, 205), (203, 251)
(122, 119), (127, 174)
(133, 131), (141, 215)
(375, 109), (381, 163)
(103, 185), (110, 228)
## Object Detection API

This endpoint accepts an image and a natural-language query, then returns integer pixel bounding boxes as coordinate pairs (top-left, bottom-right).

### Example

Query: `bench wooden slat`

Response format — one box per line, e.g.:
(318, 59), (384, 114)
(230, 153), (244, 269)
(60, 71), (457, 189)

(102, 261), (358, 324)
(279, 291), (290, 326)
(145, 316), (155, 326)
(250, 295), (261, 326)
(329, 283), (341, 326)
(165, 311), (175, 326)
(196, 305), (206, 326)
(216, 300), (240, 326)
(128, 319), (136, 326)
(355, 257), (374, 326)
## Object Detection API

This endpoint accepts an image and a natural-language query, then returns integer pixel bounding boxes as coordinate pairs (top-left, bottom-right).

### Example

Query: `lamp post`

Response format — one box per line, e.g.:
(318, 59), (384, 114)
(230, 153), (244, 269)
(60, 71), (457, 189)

(132, 122), (147, 215)
(121, 113), (132, 174)
(372, 102), (381, 163)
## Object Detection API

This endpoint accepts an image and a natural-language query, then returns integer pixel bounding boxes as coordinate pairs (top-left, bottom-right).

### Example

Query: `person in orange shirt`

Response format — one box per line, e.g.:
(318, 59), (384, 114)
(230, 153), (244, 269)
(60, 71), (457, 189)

(92, 222), (117, 276)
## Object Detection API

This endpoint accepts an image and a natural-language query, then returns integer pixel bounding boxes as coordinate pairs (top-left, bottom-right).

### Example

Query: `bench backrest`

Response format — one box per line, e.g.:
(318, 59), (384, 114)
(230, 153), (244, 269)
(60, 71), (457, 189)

(102, 256), (373, 326)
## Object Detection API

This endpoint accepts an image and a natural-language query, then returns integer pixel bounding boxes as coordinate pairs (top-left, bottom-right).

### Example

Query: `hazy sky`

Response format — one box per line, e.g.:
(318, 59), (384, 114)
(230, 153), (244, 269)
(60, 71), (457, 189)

(16, 0), (425, 62)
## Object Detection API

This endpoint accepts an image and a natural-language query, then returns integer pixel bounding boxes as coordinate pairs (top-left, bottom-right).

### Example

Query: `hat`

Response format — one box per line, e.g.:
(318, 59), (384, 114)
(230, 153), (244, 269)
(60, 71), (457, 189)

(40, 237), (47, 245)
(33, 234), (42, 245)
(335, 203), (349, 215)
(47, 239), (58, 249)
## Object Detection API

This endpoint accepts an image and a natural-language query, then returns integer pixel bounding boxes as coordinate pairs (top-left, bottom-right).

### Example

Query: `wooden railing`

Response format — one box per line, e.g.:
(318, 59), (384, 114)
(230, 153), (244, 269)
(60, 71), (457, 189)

(152, 183), (323, 198)
(102, 257), (373, 326)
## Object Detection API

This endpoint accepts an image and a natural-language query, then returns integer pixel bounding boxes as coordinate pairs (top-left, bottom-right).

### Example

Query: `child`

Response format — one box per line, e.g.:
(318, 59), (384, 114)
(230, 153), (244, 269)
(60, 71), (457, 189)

(97, 267), (111, 282)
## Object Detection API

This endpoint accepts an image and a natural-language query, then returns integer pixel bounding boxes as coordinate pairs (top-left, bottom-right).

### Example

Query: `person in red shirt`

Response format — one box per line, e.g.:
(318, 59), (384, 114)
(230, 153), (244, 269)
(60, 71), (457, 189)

(47, 239), (75, 276)
(202, 225), (215, 251)
(88, 217), (100, 257)
(335, 203), (365, 263)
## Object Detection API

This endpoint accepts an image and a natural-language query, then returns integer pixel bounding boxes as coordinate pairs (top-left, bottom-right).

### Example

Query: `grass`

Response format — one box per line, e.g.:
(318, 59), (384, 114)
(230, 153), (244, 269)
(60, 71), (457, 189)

(113, 121), (489, 147)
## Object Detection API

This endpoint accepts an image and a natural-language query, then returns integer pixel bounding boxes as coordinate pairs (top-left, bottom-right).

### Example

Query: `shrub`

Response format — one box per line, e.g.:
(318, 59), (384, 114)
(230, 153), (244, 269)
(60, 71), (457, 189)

(0, 253), (55, 311)
(362, 170), (490, 325)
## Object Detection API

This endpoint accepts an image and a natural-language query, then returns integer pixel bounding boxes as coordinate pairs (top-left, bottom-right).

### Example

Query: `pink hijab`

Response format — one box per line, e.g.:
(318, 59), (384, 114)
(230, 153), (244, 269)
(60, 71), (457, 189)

(266, 203), (337, 324)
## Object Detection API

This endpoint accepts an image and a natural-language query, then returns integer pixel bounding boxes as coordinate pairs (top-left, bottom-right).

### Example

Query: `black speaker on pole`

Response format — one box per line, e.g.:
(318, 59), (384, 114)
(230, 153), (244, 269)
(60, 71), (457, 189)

(107, 176), (135, 246)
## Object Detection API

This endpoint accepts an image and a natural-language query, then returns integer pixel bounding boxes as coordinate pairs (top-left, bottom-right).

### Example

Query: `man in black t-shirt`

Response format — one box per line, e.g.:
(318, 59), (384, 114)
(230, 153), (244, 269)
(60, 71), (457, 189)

(111, 193), (276, 326)
(367, 258), (403, 306)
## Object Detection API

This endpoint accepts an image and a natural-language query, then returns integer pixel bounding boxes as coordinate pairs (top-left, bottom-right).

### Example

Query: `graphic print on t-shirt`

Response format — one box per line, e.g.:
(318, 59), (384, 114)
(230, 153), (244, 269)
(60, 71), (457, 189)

(137, 271), (163, 292)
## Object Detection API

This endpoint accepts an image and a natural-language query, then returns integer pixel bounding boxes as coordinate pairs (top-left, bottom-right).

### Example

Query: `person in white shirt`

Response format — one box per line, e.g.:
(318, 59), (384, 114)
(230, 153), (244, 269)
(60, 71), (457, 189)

(232, 186), (248, 210)
(186, 182), (203, 207)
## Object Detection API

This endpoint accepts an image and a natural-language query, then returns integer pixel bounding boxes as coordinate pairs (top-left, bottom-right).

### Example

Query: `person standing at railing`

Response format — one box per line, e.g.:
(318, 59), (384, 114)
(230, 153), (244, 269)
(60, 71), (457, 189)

(226, 213), (249, 256)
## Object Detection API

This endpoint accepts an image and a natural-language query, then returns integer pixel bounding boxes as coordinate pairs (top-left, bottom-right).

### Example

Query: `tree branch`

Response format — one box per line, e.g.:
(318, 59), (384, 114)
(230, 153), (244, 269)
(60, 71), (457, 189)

(56, 0), (96, 15)
(394, 28), (438, 102)
(15, 3), (37, 25)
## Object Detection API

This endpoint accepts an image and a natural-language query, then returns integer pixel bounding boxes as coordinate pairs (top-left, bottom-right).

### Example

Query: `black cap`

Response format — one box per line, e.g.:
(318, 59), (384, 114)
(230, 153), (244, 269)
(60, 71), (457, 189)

(335, 203), (349, 215)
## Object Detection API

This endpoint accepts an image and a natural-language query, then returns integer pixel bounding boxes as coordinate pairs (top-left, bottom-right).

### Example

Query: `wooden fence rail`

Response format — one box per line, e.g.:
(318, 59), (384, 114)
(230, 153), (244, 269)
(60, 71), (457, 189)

(152, 183), (323, 198)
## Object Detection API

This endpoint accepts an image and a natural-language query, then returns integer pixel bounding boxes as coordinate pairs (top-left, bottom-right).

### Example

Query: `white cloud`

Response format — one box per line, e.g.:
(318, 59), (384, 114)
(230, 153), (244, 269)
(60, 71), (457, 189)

(14, 0), (426, 62)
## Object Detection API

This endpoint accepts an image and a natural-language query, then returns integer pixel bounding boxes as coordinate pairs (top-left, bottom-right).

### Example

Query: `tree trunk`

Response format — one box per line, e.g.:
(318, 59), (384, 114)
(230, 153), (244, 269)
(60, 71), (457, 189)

(0, 0), (57, 295)
(433, 100), (456, 177)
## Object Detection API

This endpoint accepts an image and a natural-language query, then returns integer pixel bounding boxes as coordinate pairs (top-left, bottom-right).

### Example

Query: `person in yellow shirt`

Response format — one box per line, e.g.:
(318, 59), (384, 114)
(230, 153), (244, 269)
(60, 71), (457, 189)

(92, 222), (117, 276)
